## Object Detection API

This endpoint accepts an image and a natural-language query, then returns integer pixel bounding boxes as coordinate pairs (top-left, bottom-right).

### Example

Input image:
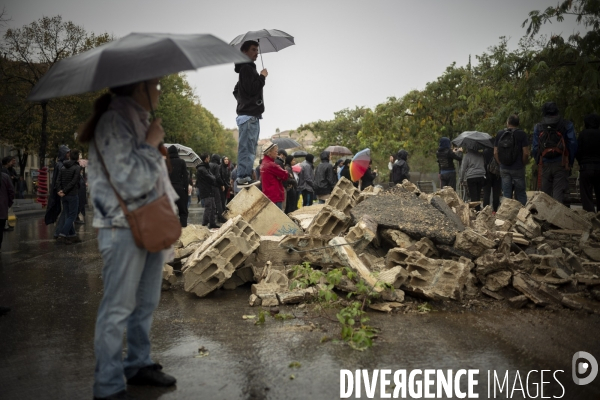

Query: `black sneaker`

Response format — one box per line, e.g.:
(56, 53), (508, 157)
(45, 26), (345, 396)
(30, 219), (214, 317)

(94, 390), (136, 400)
(127, 363), (176, 387)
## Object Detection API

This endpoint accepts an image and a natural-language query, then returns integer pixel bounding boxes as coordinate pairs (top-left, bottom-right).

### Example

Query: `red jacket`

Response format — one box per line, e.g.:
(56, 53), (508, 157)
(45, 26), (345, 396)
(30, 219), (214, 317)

(260, 155), (289, 203)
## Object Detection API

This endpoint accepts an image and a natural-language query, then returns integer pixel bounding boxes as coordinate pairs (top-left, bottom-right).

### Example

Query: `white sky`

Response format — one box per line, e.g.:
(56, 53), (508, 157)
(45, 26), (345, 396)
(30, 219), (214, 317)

(2, 0), (584, 139)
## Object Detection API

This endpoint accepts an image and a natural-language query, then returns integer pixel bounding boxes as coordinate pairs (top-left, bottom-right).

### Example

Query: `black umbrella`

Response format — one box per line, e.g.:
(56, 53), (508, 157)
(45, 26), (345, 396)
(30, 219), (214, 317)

(29, 33), (250, 101)
(451, 131), (493, 149)
(291, 150), (308, 157)
(272, 137), (301, 149)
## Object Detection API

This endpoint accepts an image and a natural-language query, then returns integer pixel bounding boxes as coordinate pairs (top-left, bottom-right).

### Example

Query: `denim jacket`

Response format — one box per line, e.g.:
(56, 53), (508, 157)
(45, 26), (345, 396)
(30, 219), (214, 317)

(88, 96), (166, 229)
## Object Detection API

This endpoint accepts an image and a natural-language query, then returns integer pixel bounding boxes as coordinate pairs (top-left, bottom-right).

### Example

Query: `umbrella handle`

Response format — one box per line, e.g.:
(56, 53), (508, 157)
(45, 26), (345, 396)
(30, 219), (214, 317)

(258, 38), (264, 70)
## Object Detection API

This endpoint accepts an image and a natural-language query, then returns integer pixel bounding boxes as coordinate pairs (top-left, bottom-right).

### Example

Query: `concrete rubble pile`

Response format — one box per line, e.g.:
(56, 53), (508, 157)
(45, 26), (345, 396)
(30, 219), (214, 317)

(163, 178), (600, 313)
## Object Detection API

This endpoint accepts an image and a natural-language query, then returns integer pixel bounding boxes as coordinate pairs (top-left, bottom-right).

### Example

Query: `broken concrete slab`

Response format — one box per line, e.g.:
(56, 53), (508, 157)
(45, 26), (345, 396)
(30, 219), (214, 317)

(255, 236), (303, 266)
(582, 246), (600, 262)
(369, 302), (404, 312)
(224, 185), (301, 236)
(496, 198), (523, 223)
(307, 205), (351, 236)
(515, 208), (542, 239)
(485, 270), (512, 292)
(381, 229), (414, 249)
(325, 177), (362, 215)
(377, 266), (409, 288)
(454, 228), (496, 257)
(472, 206), (496, 235)
(407, 237), (439, 258)
(162, 264), (178, 290)
(288, 204), (325, 230)
(345, 215), (378, 254)
(435, 187), (463, 208)
(512, 272), (563, 306)
(278, 235), (340, 266)
(277, 287), (317, 304)
(453, 204), (472, 228)
(182, 216), (260, 297)
(251, 282), (281, 306)
(249, 294), (261, 306)
(350, 186), (459, 245)
(526, 192), (592, 231)
(401, 180), (421, 195)
(508, 295), (529, 309)
(481, 288), (504, 301)
(430, 196), (466, 232)
(330, 237), (383, 293)
(263, 269), (289, 292)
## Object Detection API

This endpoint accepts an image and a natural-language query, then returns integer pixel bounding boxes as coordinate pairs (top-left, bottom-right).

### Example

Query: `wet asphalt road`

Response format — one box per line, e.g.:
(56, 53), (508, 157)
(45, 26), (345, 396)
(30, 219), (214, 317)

(1, 207), (600, 399)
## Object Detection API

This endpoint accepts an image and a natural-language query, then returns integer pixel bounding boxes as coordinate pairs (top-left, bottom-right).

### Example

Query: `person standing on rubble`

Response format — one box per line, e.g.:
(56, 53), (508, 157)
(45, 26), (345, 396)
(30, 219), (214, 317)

(460, 147), (486, 211)
(167, 145), (189, 227)
(260, 142), (289, 209)
(436, 137), (462, 190)
(197, 153), (220, 229)
(391, 150), (410, 185)
(297, 153), (315, 207)
(314, 151), (337, 203)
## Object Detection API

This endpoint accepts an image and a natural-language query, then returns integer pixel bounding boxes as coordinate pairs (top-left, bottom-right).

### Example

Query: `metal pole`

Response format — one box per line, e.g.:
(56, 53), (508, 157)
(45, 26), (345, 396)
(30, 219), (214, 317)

(257, 38), (264, 69)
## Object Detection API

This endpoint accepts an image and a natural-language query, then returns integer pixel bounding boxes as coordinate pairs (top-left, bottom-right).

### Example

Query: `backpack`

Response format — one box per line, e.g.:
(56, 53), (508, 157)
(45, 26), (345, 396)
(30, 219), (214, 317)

(487, 157), (500, 176)
(537, 118), (566, 160)
(497, 129), (520, 166)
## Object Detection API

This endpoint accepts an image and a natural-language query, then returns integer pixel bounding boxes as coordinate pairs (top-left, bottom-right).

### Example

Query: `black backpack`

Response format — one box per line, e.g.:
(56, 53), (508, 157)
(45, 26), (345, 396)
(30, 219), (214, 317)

(537, 118), (566, 160)
(497, 129), (520, 166)
(487, 157), (500, 175)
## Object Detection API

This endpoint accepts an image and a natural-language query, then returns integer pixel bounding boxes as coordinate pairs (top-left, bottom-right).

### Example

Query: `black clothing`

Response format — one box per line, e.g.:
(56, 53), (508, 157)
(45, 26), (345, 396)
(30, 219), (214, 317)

(496, 128), (528, 170)
(467, 176), (485, 211)
(56, 160), (81, 196)
(167, 146), (189, 190)
(196, 162), (217, 199)
(202, 197), (217, 228)
(220, 158), (232, 189)
(361, 168), (377, 189)
(314, 152), (337, 195)
(340, 165), (352, 181)
(580, 169), (600, 212)
(440, 172), (457, 190)
(576, 128), (600, 167)
(483, 172), (501, 212)
(436, 148), (462, 172)
(391, 160), (409, 184)
(233, 62), (265, 117)
(275, 157), (285, 169)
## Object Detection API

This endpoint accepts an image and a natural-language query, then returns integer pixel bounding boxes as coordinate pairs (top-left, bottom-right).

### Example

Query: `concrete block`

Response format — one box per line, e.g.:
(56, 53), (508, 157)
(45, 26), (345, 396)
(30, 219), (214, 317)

(277, 287), (317, 304)
(496, 198), (523, 223)
(288, 204), (325, 230)
(453, 203), (471, 228)
(401, 180), (421, 194)
(436, 187), (463, 208)
(377, 266), (409, 288)
(182, 216), (260, 297)
(173, 225), (211, 261)
(407, 237), (439, 258)
(508, 295), (529, 309)
(307, 205), (351, 236)
(162, 264), (178, 287)
(526, 192), (592, 231)
(454, 228), (496, 257)
(345, 215), (378, 253)
(224, 185), (301, 236)
(485, 270), (512, 292)
(430, 196), (466, 232)
(512, 272), (563, 306)
(472, 206), (496, 235)
(264, 269), (289, 292)
(278, 235), (340, 266)
(249, 294), (262, 306)
(381, 229), (414, 248)
(481, 287), (504, 300)
(325, 177), (361, 215)
(256, 235), (303, 265)
(251, 281), (281, 306)
(514, 208), (542, 239)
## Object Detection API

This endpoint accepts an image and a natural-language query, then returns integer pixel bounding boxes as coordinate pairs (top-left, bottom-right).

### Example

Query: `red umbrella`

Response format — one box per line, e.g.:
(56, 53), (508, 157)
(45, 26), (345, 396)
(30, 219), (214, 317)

(350, 148), (370, 181)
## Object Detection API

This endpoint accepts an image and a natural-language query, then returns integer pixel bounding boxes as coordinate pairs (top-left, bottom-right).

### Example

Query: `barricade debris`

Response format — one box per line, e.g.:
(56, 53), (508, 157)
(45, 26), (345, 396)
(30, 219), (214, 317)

(162, 181), (600, 314)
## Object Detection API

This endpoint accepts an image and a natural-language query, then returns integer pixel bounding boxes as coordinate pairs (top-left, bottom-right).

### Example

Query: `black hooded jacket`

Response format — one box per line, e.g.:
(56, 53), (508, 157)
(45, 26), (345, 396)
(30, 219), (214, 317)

(209, 154), (224, 187)
(392, 150), (410, 184)
(233, 62), (265, 117)
(577, 114), (600, 167)
(196, 161), (217, 199)
(167, 145), (188, 190)
(314, 151), (338, 195)
(220, 157), (232, 189)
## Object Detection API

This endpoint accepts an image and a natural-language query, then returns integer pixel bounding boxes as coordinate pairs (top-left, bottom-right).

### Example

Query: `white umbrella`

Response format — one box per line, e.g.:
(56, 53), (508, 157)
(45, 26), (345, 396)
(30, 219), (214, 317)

(164, 143), (201, 168)
(229, 29), (294, 69)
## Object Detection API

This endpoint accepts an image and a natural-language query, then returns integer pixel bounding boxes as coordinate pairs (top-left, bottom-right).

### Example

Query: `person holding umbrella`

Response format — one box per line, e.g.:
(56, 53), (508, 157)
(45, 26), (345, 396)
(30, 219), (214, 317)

(233, 40), (268, 187)
(460, 145), (487, 211)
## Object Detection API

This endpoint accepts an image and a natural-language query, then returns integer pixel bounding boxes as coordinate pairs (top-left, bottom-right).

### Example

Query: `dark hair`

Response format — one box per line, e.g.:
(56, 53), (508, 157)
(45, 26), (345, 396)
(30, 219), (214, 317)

(285, 155), (294, 166)
(306, 154), (314, 163)
(278, 149), (288, 157)
(240, 40), (259, 53)
(78, 83), (139, 143)
(584, 114), (600, 129)
(542, 102), (559, 116)
(70, 149), (80, 161)
(507, 114), (520, 127)
(199, 153), (210, 162)
(1, 156), (12, 166)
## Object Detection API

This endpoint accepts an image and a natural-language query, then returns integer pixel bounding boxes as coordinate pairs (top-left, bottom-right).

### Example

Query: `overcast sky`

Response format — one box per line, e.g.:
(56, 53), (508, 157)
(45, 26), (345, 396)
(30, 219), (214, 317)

(3, 1), (584, 140)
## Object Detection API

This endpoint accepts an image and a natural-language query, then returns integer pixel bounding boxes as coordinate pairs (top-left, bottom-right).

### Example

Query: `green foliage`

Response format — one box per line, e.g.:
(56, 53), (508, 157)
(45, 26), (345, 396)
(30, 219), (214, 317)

(274, 313), (295, 320)
(290, 262), (325, 290)
(336, 301), (377, 351)
(288, 361), (302, 368)
(417, 302), (434, 313)
(255, 309), (267, 325)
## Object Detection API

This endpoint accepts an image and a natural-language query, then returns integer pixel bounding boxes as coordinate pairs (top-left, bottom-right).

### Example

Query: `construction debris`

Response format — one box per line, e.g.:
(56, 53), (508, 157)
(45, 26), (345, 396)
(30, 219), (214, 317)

(163, 177), (600, 315)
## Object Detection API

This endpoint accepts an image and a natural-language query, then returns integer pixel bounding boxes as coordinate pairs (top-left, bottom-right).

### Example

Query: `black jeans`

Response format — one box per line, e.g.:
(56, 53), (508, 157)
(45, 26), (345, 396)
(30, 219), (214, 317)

(580, 166), (600, 212)
(174, 186), (188, 228)
(0, 218), (5, 249)
(202, 197), (216, 227)
(440, 172), (457, 191)
(483, 172), (501, 212)
(212, 187), (223, 218)
(467, 176), (486, 211)
(285, 188), (298, 214)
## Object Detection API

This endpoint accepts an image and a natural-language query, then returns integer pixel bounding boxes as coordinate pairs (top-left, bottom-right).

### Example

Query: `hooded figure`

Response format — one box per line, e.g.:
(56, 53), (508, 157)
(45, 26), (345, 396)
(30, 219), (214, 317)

(45, 144), (70, 226)
(392, 150), (410, 184)
(297, 154), (315, 206)
(436, 137), (462, 190)
(209, 154), (226, 221)
(167, 145), (189, 227)
(577, 113), (600, 212)
(313, 151), (338, 202)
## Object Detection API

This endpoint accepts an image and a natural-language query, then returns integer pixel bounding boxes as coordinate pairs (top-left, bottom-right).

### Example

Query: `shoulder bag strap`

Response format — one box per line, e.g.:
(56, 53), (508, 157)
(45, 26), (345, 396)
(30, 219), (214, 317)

(93, 135), (131, 216)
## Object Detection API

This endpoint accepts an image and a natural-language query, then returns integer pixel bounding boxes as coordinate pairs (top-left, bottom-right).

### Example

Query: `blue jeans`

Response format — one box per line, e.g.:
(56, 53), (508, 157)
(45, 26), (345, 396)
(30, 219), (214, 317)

(275, 201), (283, 210)
(301, 190), (313, 207)
(93, 228), (165, 398)
(59, 195), (79, 237)
(237, 117), (260, 180)
(500, 168), (527, 206)
(54, 203), (76, 237)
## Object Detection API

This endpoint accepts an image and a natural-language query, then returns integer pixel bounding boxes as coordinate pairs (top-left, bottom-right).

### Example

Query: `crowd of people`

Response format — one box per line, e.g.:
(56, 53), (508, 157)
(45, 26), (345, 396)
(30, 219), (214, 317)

(435, 103), (600, 214)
